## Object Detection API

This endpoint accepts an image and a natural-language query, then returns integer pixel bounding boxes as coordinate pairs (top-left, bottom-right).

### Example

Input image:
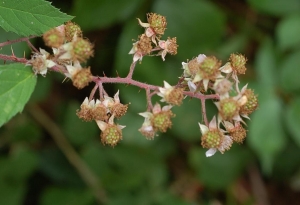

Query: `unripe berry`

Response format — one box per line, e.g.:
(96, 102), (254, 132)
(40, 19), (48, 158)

(229, 53), (247, 75)
(72, 67), (92, 89)
(100, 124), (122, 147)
(165, 88), (184, 106)
(228, 124), (247, 144)
(65, 21), (82, 42)
(201, 130), (222, 148)
(111, 103), (128, 119)
(43, 28), (65, 48)
(199, 56), (221, 79)
(240, 89), (258, 115)
(219, 98), (240, 120)
(151, 110), (174, 132)
(72, 38), (94, 62)
(137, 34), (152, 55)
(93, 104), (108, 121)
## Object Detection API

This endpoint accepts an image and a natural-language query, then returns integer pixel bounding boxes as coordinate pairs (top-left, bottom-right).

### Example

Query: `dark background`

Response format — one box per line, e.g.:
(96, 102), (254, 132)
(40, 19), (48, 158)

(1, 0), (300, 204)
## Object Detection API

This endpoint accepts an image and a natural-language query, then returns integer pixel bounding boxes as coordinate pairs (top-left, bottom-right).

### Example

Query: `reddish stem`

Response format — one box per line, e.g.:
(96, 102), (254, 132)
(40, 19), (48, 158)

(0, 36), (37, 47)
(0, 54), (28, 63)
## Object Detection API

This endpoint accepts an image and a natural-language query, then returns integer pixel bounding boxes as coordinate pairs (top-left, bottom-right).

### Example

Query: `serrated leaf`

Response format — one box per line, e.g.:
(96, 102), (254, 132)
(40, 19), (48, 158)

(279, 50), (300, 92)
(248, 98), (286, 174)
(247, 0), (300, 16)
(0, 0), (73, 36)
(285, 97), (300, 147)
(0, 63), (37, 127)
(276, 14), (300, 51)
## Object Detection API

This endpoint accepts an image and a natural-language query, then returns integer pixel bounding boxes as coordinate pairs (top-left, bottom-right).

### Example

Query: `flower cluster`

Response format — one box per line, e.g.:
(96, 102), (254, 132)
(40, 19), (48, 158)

(181, 53), (258, 157)
(129, 13), (178, 62)
(76, 91), (128, 146)
(26, 12), (258, 154)
(28, 22), (93, 89)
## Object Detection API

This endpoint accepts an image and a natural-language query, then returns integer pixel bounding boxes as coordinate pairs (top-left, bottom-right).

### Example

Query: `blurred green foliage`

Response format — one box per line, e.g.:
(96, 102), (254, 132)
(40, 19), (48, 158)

(1, 0), (300, 204)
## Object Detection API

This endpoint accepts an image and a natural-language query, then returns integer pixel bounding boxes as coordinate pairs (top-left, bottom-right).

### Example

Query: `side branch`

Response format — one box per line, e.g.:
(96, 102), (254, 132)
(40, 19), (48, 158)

(0, 35), (37, 48)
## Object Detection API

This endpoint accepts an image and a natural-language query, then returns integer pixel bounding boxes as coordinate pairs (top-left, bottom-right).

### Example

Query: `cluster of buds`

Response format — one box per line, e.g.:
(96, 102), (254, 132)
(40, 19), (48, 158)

(76, 91), (128, 146)
(181, 53), (258, 157)
(129, 13), (178, 62)
(28, 22), (93, 89)
(138, 81), (184, 140)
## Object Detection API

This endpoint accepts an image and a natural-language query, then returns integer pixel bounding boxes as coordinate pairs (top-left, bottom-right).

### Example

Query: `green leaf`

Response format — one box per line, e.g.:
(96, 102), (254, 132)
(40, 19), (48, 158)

(0, 63), (36, 127)
(254, 38), (277, 101)
(0, 146), (38, 205)
(0, 0), (73, 36)
(248, 98), (286, 174)
(285, 97), (300, 147)
(247, 0), (300, 16)
(71, 0), (145, 31)
(279, 50), (300, 92)
(276, 14), (300, 51)
(41, 187), (94, 205)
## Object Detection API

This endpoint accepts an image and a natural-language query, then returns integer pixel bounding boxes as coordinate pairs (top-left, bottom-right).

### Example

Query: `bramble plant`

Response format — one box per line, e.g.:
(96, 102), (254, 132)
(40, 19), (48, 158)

(0, 2), (258, 157)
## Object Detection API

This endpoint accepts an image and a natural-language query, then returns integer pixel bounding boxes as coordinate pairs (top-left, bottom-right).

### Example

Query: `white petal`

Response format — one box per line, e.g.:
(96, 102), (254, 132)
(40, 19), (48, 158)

(206, 148), (217, 157)
(223, 121), (234, 130)
(197, 54), (206, 63)
(241, 84), (248, 94)
(198, 123), (208, 135)
(117, 124), (126, 130)
(209, 116), (217, 129)
(137, 18), (150, 28)
(192, 73), (202, 83)
(114, 90), (120, 103)
(219, 62), (232, 73)
(96, 120), (107, 131)
(163, 81), (172, 89)
(82, 97), (89, 106)
(139, 112), (152, 118)
(203, 79), (209, 91)
(46, 60), (56, 68)
(162, 105), (172, 111)
(188, 81), (197, 92)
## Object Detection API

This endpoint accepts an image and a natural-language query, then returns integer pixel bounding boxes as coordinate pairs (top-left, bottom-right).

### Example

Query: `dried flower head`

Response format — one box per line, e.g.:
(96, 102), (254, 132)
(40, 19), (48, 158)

(158, 81), (184, 106)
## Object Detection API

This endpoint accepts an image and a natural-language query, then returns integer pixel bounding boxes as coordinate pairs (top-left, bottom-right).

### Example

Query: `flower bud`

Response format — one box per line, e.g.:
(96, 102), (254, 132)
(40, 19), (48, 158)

(72, 67), (92, 89)
(43, 27), (65, 48)
(219, 98), (240, 121)
(111, 103), (128, 119)
(240, 89), (258, 115)
(72, 38), (94, 62)
(213, 79), (232, 96)
(76, 97), (94, 121)
(92, 101), (108, 121)
(229, 125), (247, 143)
(139, 121), (156, 140)
(229, 53), (247, 75)
(65, 21), (82, 42)
(199, 56), (221, 80)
